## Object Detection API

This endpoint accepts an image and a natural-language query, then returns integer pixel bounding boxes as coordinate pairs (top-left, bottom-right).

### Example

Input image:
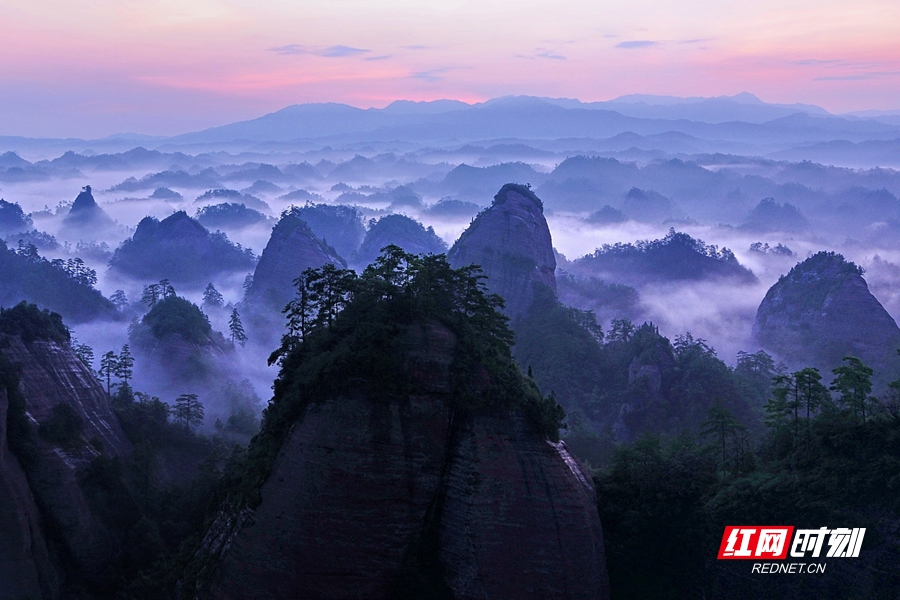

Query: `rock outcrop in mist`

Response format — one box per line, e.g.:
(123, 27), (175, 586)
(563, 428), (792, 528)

(0, 199), (33, 235)
(448, 183), (556, 320)
(288, 203), (365, 260)
(754, 251), (900, 380)
(0, 240), (117, 323)
(573, 229), (757, 287)
(61, 185), (115, 234)
(354, 213), (447, 269)
(109, 211), (256, 284)
(242, 209), (346, 345)
(129, 295), (234, 390)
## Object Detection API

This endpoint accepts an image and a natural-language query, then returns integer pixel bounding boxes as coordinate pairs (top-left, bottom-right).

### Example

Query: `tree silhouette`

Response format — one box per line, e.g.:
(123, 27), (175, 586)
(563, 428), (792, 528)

(173, 393), (204, 430)
(116, 344), (134, 388)
(795, 367), (829, 436)
(98, 350), (118, 396)
(141, 284), (161, 308)
(832, 356), (875, 422)
(110, 289), (128, 311)
(202, 283), (224, 307)
(71, 337), (94, 369)
(159, 279), (176, 299)
(229, 308), (247, 346)
(701, 404), (743, 476)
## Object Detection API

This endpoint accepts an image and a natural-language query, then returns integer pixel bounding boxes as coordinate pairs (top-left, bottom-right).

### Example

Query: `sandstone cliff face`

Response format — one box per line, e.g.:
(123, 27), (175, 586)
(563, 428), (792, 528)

(195, 321), (609, 600)
(753, 252), (900, 380)
(2, 335), (131, 458)
(0, 333), (132, 590)
(0, 387), (60, 600)
(448, 184), (556, 321)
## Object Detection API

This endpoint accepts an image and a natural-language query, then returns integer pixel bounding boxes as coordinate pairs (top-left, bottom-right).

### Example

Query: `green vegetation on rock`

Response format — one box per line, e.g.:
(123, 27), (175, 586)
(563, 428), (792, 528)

(236, 246), (563, 507)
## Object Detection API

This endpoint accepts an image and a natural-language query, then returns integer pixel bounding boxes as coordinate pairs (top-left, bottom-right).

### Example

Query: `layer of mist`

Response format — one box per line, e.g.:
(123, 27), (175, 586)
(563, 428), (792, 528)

(3, 93), (900, 427)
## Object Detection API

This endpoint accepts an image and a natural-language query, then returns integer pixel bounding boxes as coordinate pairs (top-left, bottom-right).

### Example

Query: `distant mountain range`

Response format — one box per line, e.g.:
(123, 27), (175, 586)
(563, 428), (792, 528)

(167, 95), (899, 148)
(1, 94), (898, 167)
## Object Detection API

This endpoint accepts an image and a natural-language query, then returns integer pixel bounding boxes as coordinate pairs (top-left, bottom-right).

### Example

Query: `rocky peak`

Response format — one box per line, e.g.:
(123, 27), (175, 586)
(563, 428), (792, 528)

(63, 185), (114, 230)
(109, 211), (255, 282)
(245, 210), (346, 311)
(134, 211), (208, 242)
(753, 251), (900, 380)
(448, 183), (557, 320)
(194, 319), (608, 600)
(190, 251), (608, 599)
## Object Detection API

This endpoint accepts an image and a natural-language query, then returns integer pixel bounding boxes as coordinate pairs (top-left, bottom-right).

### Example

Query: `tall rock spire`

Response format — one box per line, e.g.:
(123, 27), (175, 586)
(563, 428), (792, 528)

(448, 183), (556, 320)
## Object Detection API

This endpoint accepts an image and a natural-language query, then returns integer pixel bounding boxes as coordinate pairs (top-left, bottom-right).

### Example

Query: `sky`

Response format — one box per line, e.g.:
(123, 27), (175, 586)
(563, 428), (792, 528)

(1, 0), (898, 138)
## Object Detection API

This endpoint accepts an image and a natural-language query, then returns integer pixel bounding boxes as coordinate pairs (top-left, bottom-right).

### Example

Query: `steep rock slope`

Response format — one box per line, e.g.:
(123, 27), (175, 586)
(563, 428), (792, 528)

(0, 304), (132, 595)
(0, 386), (59, 600)
(190, 252), (608, 600)
(245, 210), (346, 311)
(753, 251), (900, 379)
(448, 183), (556, 320)
(287, 204), (365, 260)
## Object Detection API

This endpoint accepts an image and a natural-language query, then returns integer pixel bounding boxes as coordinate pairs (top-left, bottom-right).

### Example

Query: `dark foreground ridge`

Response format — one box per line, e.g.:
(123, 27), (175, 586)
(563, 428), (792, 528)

(186, 247), (609, 600)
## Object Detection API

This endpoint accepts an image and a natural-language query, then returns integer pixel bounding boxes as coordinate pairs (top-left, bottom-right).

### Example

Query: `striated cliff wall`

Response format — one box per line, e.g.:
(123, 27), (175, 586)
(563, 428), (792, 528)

(2, 335), (131, 458)
(194, 320), (609, 600)
(0, 386), (60, 600)
(0, 331), (132, 594)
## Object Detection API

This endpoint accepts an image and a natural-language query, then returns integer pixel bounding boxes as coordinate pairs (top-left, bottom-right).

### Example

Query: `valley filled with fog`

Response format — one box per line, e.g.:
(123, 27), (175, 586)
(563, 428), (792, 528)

(3, 94), (900, 419)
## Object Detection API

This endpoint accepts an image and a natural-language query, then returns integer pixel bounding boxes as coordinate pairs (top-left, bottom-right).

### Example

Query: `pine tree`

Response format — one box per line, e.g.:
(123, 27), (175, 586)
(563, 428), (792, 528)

(282, 271), (315, 350)
(116, 344), (134, 388)
(141, 284), (161, 307)
(110, 289), (128, 312)
(70, 336), (95, 369)
(173, 393), (204, 430)
(159, 279), (176, 299)
(229, 308), (247, 346)
(701, 404), (743, 476)
(98, 351), (119, 396)
(831, 356), (875, 422)
(202, 283), (224, 307)
(795, 367), (829, 435)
